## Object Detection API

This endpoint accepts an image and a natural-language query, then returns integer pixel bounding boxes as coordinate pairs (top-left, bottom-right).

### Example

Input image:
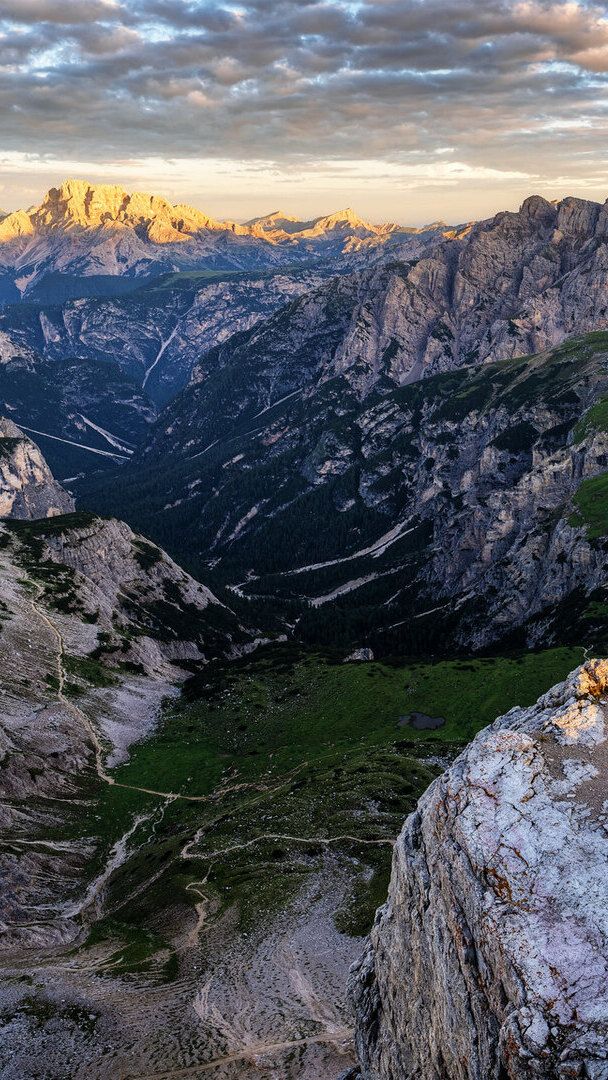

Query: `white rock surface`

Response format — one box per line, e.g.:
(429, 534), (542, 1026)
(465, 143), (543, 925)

(350, 659), (608, 1080)
(0, 418), (74, 518)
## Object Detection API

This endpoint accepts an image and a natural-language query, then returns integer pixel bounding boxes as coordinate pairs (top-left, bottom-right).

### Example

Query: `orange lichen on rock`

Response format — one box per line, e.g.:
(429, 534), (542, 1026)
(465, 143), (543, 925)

(574, 657), (608, 699)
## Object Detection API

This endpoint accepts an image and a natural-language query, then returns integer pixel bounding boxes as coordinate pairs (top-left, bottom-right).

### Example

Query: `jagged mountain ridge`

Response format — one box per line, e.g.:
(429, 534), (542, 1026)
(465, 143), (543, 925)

(74, 190), (608, 651)
(0, 180), (453, 303)
(94, 190), (608, 428)
(182, 193), (608, 399)
(2, 189), (600, 449)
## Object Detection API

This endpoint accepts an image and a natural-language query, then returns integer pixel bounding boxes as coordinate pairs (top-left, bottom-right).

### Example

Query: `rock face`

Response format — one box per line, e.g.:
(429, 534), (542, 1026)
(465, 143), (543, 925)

(350, 658), (608, 1080)
(0, 418), (74, 517)
(140, 192), (608, 402)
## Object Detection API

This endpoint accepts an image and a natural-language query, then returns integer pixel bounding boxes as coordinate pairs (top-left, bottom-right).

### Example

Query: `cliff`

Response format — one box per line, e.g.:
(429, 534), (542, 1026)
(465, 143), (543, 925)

(350, 658), (608, 1079)
(0, 417), (74, 518)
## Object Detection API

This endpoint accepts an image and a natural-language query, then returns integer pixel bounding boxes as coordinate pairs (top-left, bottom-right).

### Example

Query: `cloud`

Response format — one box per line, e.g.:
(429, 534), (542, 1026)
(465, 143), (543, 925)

(0, 0), (607, 217)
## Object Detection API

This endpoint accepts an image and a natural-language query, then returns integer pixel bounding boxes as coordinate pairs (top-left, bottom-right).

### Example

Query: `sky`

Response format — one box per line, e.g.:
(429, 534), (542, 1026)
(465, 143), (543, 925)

(0, 0), (608, 224)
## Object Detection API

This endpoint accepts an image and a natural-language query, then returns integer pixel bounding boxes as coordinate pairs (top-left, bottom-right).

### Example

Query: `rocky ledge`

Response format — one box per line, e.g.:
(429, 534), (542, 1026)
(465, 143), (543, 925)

(350, 659), (608, 1080)
(0, 417), (74, 518)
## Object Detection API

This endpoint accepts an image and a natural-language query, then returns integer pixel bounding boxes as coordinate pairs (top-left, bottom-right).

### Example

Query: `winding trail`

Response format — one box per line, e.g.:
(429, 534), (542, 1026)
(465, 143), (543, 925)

(13, 587), (371, 1077)
(29, 588), (281, 805)
(27, 585), (394, 954)
(182, 871), (212, 951)
(183, 831), (394, 862)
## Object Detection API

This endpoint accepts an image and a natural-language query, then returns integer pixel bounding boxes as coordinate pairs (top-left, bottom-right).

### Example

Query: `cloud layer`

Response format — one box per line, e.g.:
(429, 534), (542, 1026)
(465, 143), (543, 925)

(1, 0), (607, 218)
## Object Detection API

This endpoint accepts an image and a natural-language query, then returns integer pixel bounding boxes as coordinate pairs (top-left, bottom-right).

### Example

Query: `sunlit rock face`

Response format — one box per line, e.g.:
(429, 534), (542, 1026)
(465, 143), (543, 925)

(350, 659), (608, 1080)
(0, 419), (74, 518)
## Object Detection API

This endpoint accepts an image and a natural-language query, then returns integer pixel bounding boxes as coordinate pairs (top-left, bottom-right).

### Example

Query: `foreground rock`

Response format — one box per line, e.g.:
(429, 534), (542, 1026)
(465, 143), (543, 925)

(0, 417), (74, 518)
(350, 659), (608, 1080)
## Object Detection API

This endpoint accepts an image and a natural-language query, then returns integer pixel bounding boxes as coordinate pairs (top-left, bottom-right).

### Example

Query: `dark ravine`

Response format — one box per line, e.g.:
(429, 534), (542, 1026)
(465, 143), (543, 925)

(349, 658), (608, 1080)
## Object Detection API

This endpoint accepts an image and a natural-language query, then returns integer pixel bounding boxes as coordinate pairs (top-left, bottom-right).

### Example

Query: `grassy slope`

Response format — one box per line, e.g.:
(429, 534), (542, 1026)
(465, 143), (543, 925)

(63, 642), (584, 967)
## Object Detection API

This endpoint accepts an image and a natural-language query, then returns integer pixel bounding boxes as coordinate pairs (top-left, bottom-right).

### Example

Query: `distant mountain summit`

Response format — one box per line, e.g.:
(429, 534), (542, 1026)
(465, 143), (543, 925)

(0, 178), (257, 240)
(245, 205), (447, 246)
(0, 180), (455, 302)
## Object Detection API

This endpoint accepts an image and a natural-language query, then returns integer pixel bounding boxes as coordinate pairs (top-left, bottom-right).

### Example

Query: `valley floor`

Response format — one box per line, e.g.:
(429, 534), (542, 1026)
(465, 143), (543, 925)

(0, 639), (588, 1079)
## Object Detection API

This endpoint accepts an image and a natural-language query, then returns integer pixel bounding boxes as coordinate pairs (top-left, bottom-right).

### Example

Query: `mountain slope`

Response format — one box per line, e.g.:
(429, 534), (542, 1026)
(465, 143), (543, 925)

(0, 499), (256, 948)
(80, 331), (608, 656)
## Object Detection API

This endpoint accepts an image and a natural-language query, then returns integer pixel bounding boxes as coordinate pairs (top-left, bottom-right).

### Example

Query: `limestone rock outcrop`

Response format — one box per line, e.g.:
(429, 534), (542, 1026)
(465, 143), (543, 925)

(0, 418), (74, 518)
(350, 659), (608, 1080)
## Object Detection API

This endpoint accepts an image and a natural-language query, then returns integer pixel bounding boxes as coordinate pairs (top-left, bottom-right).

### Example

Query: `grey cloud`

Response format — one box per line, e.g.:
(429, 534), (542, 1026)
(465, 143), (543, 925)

(0, 0), (607, 182)
(0, 0), (123, 24)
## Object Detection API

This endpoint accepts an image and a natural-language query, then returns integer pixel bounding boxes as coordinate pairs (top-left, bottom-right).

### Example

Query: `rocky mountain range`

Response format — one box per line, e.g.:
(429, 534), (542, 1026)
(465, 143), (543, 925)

(8, 188), (606, 489)
(0, 180), (450, 305)
(74, 191), (608, 656)
(4, 180), (608, 1079)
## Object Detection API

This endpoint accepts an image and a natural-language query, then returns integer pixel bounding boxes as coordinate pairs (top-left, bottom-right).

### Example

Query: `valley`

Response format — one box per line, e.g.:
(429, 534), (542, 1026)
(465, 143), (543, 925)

(1, 180), (608, 1078)
(0, 596), (586, 1078)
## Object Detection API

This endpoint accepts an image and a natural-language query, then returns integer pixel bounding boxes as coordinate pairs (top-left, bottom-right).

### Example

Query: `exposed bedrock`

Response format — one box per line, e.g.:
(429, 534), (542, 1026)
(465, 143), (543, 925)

(350, 659), (608, 1080)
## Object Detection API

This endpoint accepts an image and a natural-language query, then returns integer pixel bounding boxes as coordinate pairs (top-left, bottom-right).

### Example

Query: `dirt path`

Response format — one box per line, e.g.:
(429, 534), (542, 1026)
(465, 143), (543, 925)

(28, 587), (287, 804)
(184, 831), (394, 862)
(27, 585), (393, 959)
(182, 874), (212, 951)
